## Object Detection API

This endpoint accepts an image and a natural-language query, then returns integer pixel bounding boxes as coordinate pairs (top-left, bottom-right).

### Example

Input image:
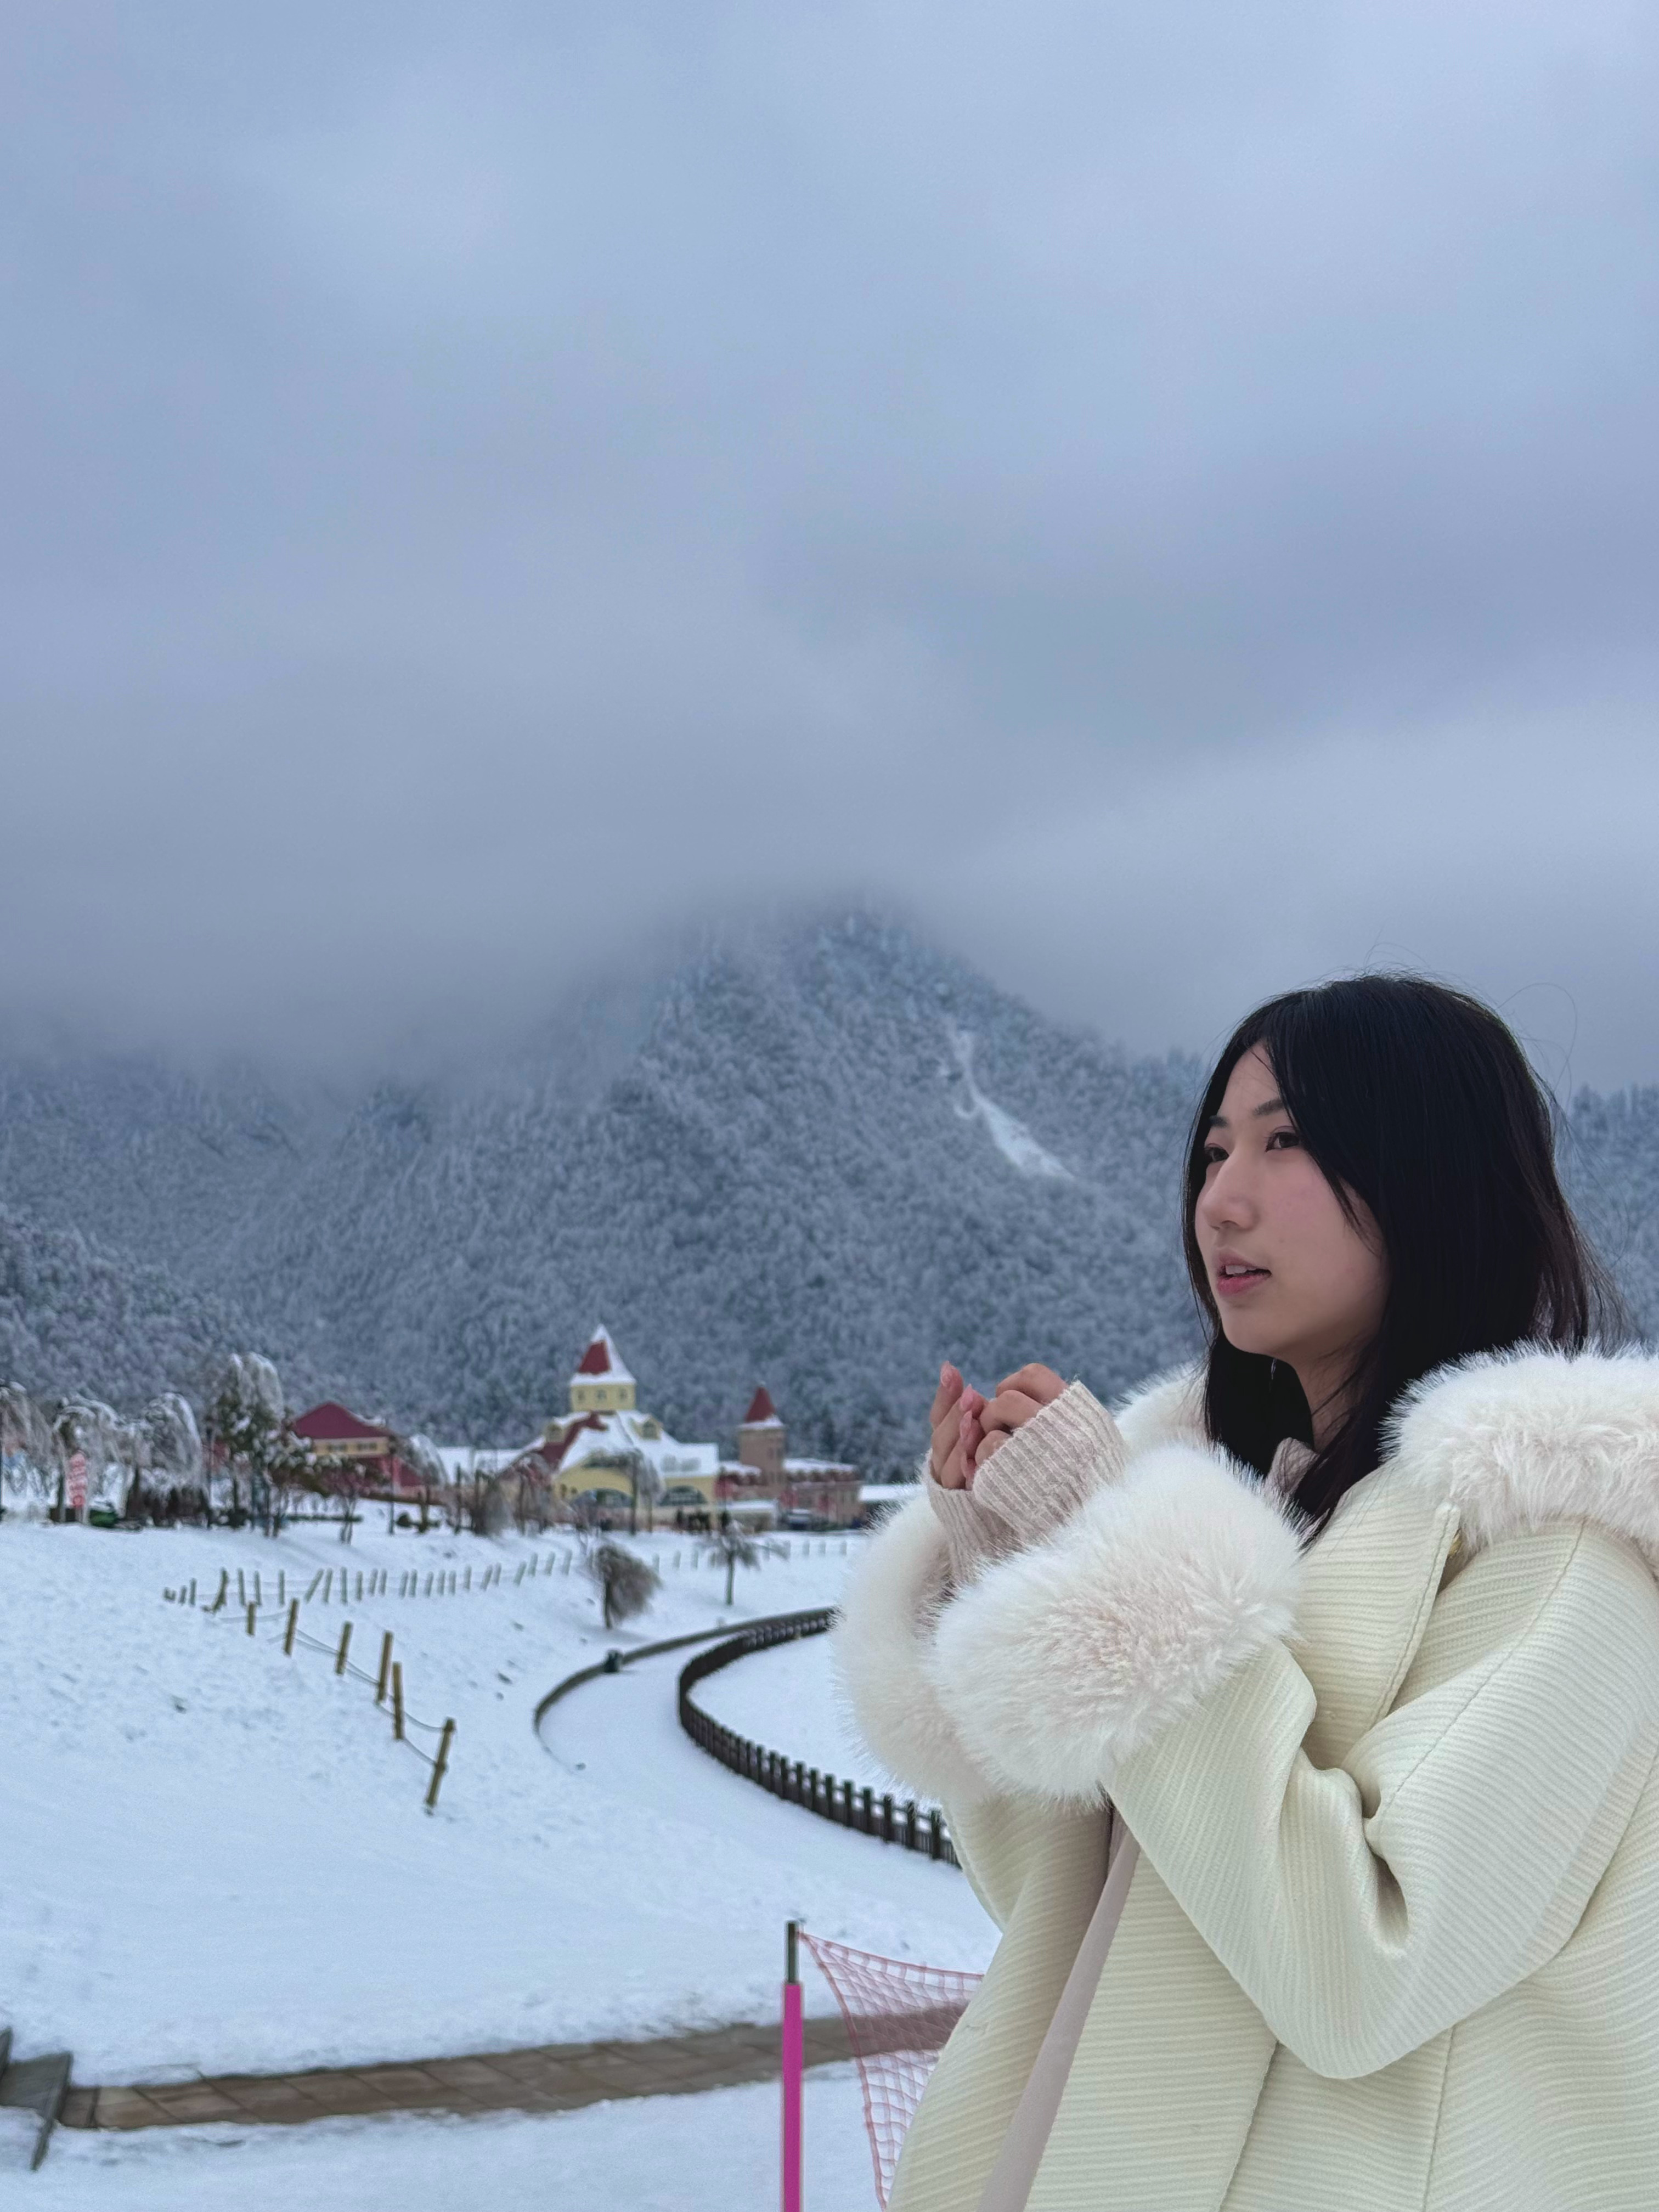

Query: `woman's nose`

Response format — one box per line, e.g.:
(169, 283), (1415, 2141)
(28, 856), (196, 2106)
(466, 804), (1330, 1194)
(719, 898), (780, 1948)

(1198, 1159), (1256, 1233)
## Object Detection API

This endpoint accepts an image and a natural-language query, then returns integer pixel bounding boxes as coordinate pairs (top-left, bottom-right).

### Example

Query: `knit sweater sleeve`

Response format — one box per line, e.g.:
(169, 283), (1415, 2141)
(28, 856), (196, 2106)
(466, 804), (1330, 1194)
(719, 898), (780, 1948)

(926, 1382), (1129, 1584)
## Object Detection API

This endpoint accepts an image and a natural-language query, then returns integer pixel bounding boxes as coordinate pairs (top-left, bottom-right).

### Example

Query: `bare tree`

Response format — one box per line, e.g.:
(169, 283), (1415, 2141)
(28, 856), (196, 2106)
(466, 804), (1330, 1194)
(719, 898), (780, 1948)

(616, 1445), (662, 1537)
(585, 1541), (661, 1631)
(401, 1433), (447, 1533)
(702, 1522), (783, 1606)
(699, 1522), (783, 1610)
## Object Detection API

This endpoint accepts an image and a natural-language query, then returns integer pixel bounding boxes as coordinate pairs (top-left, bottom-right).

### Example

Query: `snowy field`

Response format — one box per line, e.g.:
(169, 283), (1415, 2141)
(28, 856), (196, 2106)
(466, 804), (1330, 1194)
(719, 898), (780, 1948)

(0, 1514), (992, 2092)
(7, 2071), (877, 2210)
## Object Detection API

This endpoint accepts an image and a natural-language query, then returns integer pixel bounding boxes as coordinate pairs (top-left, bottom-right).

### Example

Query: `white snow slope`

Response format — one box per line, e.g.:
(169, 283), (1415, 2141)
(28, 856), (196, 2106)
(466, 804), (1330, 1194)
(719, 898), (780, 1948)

(0, 1516), (991, 2083)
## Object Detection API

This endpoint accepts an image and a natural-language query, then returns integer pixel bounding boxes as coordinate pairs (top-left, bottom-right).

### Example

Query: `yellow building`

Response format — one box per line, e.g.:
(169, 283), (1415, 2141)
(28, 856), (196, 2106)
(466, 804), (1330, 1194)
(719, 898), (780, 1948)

(538, 1326), (720, 1522)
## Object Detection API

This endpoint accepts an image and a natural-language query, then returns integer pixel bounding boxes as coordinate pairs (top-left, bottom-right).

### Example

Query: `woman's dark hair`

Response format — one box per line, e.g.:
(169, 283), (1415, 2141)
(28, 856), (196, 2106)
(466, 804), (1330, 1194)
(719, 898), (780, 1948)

(1183, 974), (1623, 1528)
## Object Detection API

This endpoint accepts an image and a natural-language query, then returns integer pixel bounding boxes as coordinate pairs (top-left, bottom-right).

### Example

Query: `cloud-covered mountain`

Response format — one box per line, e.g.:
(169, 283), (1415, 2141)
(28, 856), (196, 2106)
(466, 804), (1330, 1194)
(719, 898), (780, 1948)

(1, 915), (1655, 1472)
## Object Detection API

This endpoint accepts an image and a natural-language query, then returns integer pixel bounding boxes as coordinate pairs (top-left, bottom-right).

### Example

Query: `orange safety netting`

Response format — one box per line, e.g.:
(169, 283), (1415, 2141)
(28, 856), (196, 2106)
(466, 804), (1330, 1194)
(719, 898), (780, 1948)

(799, 1932), (983, 2208)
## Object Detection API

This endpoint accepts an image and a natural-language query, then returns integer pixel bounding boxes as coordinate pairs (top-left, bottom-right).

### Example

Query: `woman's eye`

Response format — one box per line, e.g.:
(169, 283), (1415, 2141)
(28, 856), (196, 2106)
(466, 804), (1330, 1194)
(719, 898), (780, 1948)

(1266, 1128), (1300, 1150)
(1202, 1144), (1226, 1167)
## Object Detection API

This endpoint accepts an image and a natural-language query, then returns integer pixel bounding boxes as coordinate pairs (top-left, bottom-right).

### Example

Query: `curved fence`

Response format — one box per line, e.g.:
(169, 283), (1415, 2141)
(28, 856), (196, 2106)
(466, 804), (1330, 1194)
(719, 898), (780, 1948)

(677, 1611), (960, 1870)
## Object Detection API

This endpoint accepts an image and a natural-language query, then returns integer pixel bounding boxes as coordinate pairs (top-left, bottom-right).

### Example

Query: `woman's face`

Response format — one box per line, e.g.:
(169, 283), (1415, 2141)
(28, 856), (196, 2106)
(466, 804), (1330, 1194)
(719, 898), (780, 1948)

(1193, 1046), (1389, 1412)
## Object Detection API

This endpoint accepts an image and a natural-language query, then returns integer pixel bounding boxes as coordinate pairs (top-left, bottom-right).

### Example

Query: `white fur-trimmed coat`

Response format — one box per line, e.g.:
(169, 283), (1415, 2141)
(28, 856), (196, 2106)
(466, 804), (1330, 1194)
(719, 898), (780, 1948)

(834, 1350), (1659, 2211)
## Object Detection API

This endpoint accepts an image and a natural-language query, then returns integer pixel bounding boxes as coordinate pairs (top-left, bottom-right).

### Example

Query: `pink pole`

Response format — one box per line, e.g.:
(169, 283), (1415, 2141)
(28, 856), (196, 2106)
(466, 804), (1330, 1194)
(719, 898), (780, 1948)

(782, 1920), (804, 2212)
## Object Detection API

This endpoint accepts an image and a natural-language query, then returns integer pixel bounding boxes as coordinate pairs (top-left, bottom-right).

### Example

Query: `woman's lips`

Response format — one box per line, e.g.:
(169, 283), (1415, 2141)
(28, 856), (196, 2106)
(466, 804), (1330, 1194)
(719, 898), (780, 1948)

(1214, 1266), (1271, 1299)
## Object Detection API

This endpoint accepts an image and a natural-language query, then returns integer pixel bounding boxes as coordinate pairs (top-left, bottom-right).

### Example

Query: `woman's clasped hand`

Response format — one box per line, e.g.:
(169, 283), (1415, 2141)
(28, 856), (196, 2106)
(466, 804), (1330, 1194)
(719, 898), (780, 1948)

(928, 1358), (1066, 1489)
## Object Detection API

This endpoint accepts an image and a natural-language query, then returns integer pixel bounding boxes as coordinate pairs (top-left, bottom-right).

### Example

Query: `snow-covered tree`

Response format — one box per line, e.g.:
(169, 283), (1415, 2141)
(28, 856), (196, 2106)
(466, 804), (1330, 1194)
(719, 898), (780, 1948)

(0, 1382), (60, 1508)
(585, 1541), (660, 1630)
(137, 1392), (202, 1489)
(53, 1395), (131, 1510)
(207, 1353), (289, 1531)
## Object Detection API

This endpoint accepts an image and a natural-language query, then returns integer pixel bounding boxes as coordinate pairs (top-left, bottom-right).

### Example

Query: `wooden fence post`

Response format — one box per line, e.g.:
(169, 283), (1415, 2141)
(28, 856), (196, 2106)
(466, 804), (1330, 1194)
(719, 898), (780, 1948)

(188, 1578), (196, 1606)
(210, 1571), (228, 1613)
(284, 1600), (299, 1655)
(245, 1602), (256, 1635)
(335, 1622), (352, 1675)
(392, 1662), (404, 1740)
(278, 1571), (286, 1606)
(425, 1719), (455, 1810)
(376, 1631), (393, 1705)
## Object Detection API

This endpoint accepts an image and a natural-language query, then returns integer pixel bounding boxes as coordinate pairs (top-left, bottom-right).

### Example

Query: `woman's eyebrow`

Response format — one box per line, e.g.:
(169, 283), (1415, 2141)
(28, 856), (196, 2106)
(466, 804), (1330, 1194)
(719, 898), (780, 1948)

(1206, 1095), (1287, 1133)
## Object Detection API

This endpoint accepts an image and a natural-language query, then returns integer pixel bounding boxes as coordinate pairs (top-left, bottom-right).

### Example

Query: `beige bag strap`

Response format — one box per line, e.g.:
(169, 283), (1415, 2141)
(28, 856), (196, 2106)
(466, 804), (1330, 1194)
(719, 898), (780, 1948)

(974, 1812), (1141, 2212)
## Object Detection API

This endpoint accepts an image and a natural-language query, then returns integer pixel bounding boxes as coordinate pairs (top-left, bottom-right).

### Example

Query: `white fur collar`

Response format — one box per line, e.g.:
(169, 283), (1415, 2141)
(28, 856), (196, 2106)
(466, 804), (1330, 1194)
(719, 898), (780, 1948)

(1115, 1347), (1659, 1567)
(1387, 1346), (1659, 1566)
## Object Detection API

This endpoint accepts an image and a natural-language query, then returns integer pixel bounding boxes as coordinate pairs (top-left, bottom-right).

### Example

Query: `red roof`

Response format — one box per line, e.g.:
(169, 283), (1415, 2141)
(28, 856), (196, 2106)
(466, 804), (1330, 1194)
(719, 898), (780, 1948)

(743, 1385), (778, 1425)
(291, 1401), (391, 1444)
(545, 1412), (605, 1470)
(576, 1338), (612, 1376)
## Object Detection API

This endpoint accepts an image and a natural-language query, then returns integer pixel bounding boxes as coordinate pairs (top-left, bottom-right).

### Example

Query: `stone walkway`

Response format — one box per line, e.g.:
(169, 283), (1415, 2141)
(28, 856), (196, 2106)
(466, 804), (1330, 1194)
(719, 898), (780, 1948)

(59, 2015), (855, 2134)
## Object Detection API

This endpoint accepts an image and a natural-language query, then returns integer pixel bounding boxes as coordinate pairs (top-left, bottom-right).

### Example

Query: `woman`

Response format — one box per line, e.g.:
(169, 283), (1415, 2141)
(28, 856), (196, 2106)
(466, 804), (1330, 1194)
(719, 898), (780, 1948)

(836, 974), (1659, 2211)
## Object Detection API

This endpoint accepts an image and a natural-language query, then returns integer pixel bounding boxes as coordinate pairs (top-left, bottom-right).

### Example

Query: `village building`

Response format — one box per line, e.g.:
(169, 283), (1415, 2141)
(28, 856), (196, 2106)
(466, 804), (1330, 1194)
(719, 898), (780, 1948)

(510, 1330), (863, 1529)
(715, 1384), (862, 1528)
(289, 1402), (425, 1497)
(515, 1325), (721, 1523)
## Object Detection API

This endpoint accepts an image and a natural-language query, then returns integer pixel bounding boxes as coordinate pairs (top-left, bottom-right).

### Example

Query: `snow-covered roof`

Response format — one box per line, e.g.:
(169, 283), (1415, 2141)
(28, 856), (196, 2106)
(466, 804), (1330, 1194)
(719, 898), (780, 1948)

(572, 1324), (635, 1385)
(554, 1408), (719, 1481)
(783, 1457), (859, 1476)
(741, 1385), (782, 1428)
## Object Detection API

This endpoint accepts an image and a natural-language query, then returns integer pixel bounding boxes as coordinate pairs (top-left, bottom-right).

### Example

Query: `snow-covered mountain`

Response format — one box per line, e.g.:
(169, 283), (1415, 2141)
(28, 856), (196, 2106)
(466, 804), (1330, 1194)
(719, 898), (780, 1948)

(1, 913), (1656, 1471)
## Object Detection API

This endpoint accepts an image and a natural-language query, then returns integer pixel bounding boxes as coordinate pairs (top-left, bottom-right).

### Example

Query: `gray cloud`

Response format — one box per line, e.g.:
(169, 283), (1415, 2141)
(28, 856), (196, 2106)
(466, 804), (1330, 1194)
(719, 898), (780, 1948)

(3, 2), (1657, 1083)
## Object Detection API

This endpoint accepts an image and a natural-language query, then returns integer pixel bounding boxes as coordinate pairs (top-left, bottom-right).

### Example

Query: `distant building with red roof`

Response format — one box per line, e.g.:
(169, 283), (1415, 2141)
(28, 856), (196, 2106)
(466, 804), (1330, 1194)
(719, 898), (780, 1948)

(520, 1330), (861, 1530)
(720, 1380), (860, 1527)
(290, 1401), (424, 1497)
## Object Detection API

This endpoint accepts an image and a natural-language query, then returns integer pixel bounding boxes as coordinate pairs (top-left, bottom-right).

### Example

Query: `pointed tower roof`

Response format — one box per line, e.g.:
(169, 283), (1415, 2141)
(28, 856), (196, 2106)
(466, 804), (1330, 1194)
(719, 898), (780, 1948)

(573, 1325), (634, 1385)
(742, 1384), (782, 1427)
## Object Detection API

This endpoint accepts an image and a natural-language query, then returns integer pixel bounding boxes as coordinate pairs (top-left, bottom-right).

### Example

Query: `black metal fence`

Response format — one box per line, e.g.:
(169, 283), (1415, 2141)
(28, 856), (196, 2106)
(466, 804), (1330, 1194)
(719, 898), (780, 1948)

(676, 1609), (960, 1869)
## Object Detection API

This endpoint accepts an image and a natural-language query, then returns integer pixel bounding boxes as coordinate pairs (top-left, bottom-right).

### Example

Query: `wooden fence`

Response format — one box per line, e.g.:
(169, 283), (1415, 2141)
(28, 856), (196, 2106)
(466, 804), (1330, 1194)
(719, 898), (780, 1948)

(168, 1534), (856, 1621)
(676, 1611), (960, 1869)
(164, 1585), (456, 1809)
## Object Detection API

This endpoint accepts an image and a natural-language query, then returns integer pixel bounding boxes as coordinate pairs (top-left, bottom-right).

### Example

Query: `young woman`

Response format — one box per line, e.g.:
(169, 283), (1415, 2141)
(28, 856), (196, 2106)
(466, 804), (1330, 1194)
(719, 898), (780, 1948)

(837, 974), (1659, 2211)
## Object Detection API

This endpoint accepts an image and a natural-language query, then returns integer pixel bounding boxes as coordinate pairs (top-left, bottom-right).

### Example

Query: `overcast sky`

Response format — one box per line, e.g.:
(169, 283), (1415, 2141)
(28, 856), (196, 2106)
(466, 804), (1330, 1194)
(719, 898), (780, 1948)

(3, 2), (1657, 1088)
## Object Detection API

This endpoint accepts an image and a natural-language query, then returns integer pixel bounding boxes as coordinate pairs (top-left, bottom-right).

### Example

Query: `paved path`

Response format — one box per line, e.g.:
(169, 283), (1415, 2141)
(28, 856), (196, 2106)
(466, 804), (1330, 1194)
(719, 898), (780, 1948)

(59, 2015), (854, 2134)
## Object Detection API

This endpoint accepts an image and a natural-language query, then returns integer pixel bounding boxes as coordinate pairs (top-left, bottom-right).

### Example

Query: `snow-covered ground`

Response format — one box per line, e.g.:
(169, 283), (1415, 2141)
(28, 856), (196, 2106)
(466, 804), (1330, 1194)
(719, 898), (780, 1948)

(8, 2072), (877, 2210)
(0, 1515), (992, 2087)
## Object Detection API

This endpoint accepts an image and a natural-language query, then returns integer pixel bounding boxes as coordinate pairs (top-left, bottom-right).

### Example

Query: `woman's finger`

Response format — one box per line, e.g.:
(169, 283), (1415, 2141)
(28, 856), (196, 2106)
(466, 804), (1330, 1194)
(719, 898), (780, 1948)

(929, 1396), (963, 1483)
(979, 1387), (1044, 1438)
(974, 1429), (1008, 1469)
(958, 1387), (984, 1471)
(994, 1363), (1066, 1407)
(929, 1362), (963, 1431)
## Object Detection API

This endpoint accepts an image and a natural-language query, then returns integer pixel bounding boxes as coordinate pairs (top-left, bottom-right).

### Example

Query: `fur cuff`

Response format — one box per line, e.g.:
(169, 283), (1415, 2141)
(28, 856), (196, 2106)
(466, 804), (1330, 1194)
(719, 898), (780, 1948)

(832, 1493), (994, 1804)
(928, 1443), (1306, 1803)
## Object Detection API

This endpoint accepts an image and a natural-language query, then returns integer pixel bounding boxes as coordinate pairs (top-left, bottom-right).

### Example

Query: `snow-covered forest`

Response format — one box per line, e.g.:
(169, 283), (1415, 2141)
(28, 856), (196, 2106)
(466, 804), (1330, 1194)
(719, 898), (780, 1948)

(1, 916), (1656, 1472)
